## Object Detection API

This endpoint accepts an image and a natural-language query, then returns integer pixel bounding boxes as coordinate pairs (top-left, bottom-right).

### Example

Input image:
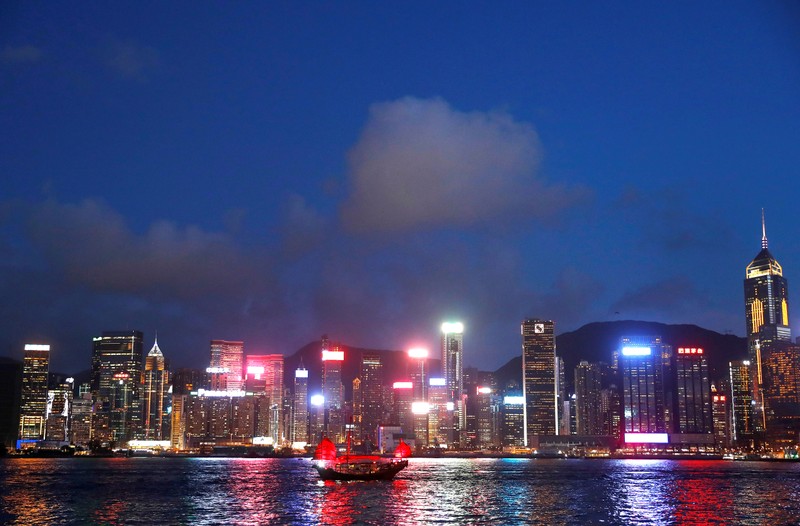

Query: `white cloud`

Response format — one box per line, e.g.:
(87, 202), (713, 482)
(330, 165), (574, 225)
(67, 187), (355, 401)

(341, 97), (586, 232)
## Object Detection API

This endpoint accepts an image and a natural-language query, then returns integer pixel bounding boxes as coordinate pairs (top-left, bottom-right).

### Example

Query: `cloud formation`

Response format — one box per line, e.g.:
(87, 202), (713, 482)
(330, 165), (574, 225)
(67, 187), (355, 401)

(26, 199), (269, 300)
(341, 97), (587, 232)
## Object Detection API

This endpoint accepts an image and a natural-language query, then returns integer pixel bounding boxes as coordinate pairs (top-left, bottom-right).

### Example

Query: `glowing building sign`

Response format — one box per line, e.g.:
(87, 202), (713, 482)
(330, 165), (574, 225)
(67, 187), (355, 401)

(624, 433), (669, 444)
(408, 348), (429, 359)
(477, 387), (492, 394)
(677, 347), (704, 354)
(621, 346), (652, 357)
(246, 366), (265, 380)
(206, 367), (230, 374)
(24, 344), (50, 351)
(504, 396), (525, 405)
(441, 322), (464, 334)
(321, 350), (344, 361)
(446, 402), (455, 411)
(310, 394), (325, 406)
(196, 389), (246, 397)
(393, 381), (413, 389)
(411, 402), (430, 415)
(429, 378), (446, 387)
(295, 368), (309, 378)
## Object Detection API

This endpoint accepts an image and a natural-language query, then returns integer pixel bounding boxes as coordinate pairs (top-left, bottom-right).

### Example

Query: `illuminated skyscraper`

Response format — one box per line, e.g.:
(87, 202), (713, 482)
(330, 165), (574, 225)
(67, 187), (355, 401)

(522, 319), (556, 444)
(673, 347), (712, 435)
(18, 344), (50, 443)
(441, 322), (464, 442)
(245, 354), (284, 442)
(619, 336), (670, 439)
(91, 331), (144, 444)
(208, 340), (244, 393)
(292, 367), (309, 444)
(711, 384), (731, 447)
(321, 336), (345, 442)
(574, 361), (604, 436)
(427, 377), (452, 446)
(144, 337), (169, 440)
(744, 211), (791, 431)
(392, 381), (414, 435)
(359, 352), (384, 444)
(729, 359), (753, 446)
(502, 395), (525, 448)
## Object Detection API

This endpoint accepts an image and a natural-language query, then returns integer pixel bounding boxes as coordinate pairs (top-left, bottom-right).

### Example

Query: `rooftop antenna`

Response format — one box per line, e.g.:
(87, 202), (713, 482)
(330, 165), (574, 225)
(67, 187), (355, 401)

(761, 208), (768, 249)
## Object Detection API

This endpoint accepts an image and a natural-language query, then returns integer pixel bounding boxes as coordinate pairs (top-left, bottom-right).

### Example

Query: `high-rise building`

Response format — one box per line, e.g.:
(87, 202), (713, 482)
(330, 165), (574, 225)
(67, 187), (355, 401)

(441, 322), (465, 444)
(144, 337), (169, 440)
(45, 377), (73, 442)
(244, 354), (284, 442)
(321, 336), (344, 442)
(408, 348), (428, 402)
(18, 344), (50, 444)
(291, 367), (309, 444)
(392, 381), (414, 436)
(729, 359), (753, 446)
(673, 347), (712, 435)
(711, 384), (731, 447)
(208, 340), (244, 393)
(574, 361), (604, 436)
(619, 336), (670, 440)
(522, 319), (556, 444)
(502, 395), (525, 448)
(359, 352), (384, 444)
(761, 344), (800, 448)
(70, 393), (93, 446)
(91, 331), (144, 444)
(427, 377), (452, 447)
(744, 211), (791, 432)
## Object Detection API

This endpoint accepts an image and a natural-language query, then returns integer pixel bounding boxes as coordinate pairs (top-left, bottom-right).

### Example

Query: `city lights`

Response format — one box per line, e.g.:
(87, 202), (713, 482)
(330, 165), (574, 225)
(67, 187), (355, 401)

(295, 368), (309, 378)
(621, 346), (652, 357)
(310, 394), (325, 406)
(429, 378), (446, 386)
(477, 387), (492, 394)
(504, 396), (525, 405)
(393, 381), (413, 389)
(411, 401), (430, 415)
(321, 350), (344, 361)
(23, 344), (50, 351)
(408, 347), (429, 359)
(624, 433), (669, 444)
(441, 322), (464, 334)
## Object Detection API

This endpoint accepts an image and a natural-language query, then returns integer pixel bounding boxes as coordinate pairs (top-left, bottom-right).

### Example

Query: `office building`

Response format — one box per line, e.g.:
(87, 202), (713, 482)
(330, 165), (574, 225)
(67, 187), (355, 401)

(674, 347), (712, 435)
(321, 336), (344, 442)
(18, 344), (50, 444)
(441, 322), (465, 444)
(91, 331), (144, 444)
(144, 337), (169, 440)
(522, 319), (557, 444)
(208, 340), (244, 393)
(359, 352), (383, 444)
(619, 336), (670, 440)
(245, 354), (284, 442)
(574, 361), (604, 436)
(744, 211), (791, 432)
(292, 367), (309, 444)
(729, 359), (753, 446)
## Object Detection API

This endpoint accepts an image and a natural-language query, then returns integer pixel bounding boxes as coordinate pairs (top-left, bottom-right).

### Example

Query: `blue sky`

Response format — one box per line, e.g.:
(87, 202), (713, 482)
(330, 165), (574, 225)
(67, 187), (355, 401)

(2, 2), (799, 372)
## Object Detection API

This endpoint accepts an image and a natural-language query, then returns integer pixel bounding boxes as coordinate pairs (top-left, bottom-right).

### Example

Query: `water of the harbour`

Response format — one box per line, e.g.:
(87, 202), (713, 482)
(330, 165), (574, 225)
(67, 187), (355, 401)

(2, 457), (800, 526)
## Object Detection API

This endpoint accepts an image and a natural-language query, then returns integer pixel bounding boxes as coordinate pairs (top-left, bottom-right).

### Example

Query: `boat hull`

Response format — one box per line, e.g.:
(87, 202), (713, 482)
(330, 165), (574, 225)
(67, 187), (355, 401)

(313, 459), (408, 481)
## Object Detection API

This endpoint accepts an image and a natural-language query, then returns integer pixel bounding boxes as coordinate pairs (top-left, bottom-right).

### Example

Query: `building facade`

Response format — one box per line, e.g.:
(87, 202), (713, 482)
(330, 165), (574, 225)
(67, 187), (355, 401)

(522, 319), (556, 444)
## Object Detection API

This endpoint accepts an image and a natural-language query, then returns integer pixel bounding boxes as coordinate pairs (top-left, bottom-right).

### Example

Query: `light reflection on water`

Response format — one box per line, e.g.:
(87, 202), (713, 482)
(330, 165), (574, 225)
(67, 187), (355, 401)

(2, 457), (800, 525)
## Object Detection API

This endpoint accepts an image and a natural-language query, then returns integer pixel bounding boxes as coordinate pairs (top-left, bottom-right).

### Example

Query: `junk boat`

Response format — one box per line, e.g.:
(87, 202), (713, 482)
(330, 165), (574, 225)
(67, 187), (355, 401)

(312, 436), (411, 481)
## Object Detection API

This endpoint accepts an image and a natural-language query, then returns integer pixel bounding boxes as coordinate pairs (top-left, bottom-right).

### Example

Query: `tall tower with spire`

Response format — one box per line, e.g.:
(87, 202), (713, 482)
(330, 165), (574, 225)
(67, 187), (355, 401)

(744, 210), (791, 434)
(144, 335), (170, 440)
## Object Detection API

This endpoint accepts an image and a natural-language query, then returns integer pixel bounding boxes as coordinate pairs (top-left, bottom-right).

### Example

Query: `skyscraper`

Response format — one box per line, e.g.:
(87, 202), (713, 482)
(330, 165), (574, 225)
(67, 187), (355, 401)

(729, 359), (753, 446)
(144, 337), (169, 440)
(673, 347), (712, 435)
(321, 336), (344, 442)
(244, 354), (284, 442)
(522, 319), (556, 444)
(91, 331), (144, 444)
(744, 211), (791, 432)
(619, 336), (670, 440)
(292, 367), (309, 444)
(208, 340), (244, 393)
(359, 352), (384, 444)
(18, 344), (50, 444)
(574, 361), (604, 436)
(441, 322), (464, 443)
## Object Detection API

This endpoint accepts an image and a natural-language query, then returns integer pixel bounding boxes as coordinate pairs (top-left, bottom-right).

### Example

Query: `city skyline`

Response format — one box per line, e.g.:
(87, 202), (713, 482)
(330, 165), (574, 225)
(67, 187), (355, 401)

(2, 4), (799, 374)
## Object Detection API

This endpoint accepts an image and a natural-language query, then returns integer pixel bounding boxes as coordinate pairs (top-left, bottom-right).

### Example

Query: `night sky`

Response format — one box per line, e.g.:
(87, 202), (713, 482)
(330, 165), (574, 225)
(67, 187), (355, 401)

(2, 2), (799, 374)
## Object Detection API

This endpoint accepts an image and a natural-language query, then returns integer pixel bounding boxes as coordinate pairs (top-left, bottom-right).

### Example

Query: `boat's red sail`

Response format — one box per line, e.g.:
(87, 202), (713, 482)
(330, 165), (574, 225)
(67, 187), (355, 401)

(314, 437), (337, 461)
(394, 439), (412, 458)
